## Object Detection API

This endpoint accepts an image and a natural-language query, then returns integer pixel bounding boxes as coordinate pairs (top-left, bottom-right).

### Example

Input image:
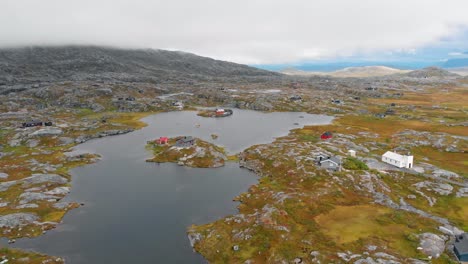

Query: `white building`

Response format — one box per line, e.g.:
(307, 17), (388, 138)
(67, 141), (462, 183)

(172, 101), (184, 109)
(348, 150), (356, 157)
(382, 151), (413, 168)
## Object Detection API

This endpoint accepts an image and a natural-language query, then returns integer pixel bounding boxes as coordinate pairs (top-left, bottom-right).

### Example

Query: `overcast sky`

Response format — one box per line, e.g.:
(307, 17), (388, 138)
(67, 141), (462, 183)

(1, 0), (468, 64)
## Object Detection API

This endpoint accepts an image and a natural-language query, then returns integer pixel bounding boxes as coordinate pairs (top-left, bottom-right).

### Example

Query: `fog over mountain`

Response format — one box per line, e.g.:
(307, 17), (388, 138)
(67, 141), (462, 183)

(1, 0), (468, 64)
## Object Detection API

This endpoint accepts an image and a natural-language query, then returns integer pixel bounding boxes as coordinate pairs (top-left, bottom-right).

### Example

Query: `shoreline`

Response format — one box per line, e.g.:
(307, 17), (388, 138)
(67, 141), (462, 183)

(0, 112), (156, 262)
(1, 110), (334, 262)
(2, 103), (464, 264)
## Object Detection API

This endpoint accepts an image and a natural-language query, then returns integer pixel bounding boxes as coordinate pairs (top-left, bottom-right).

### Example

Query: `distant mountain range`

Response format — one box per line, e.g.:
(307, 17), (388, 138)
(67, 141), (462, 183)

(0, 46), (279, 85)
(281, 65), (464, 78)
(258, 57), (468, 73)
(281, 66), (410, 77)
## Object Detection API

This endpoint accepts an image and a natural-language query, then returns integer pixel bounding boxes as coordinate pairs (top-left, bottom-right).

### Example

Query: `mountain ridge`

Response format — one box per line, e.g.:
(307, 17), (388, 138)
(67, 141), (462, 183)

(0, 45), (280, 85)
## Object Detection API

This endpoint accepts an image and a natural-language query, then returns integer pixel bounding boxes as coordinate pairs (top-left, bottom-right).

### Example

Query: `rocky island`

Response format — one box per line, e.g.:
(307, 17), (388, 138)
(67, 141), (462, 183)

(146, 136), (228, 168)
(197, 108), (234, 118)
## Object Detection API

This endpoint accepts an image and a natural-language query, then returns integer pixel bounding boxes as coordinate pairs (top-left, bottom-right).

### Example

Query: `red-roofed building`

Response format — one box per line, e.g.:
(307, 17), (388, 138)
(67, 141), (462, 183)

(321, 132), (333, 140)
(215, 108), (225, 116)
(156, 137), (169, 144)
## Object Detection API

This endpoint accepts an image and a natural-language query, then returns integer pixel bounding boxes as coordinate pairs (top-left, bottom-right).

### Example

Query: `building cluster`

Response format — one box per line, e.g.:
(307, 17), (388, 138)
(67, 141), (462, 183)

(21, 120), (53, 128)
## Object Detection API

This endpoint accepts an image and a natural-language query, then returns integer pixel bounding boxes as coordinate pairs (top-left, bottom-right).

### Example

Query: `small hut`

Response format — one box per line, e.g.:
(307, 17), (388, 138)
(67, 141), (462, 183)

(156, 137), (169, 145)
(290, 95), (302, 101)
(176, 136), (195, 147)
(321, 132), (333, 140)
(215, 108), (225, 116)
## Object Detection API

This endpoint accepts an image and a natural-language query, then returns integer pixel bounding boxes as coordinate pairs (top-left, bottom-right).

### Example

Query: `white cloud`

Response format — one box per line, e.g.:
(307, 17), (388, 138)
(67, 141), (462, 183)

(1, 0), (468, 64)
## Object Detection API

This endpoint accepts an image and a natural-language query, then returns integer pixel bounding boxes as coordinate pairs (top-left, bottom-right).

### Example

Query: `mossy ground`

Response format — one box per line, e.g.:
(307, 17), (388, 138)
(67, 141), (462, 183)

(0, 248), (64, 264)
(1, 82), (466, 262)
(189, 86), (467, 263)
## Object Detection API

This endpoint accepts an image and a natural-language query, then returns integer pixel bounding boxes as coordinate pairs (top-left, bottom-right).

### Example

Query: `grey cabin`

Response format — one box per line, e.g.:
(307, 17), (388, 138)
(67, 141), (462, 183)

(455, 233), (468, 263)
(175, 136), (195, 147)
(316, 155), (342, 171)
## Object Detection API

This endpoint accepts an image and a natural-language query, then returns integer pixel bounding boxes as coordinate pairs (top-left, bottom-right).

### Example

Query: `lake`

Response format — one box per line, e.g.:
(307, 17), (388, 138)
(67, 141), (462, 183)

(6, 110), (332, 263)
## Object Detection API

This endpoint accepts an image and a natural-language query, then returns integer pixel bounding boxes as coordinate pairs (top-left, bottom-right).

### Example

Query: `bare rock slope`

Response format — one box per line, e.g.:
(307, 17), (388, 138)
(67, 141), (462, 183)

(0, 46), (280, 85)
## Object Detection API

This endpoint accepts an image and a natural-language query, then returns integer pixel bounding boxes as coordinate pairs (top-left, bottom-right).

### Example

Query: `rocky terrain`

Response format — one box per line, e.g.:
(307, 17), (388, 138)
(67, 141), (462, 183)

(0, 46), (279, 88)
(188, 106), (467, 263)
(0, 46), (466, 262)
(0, 248), (64, 264)
(0, 82), (149, 261)
(146, 137), (228, 168)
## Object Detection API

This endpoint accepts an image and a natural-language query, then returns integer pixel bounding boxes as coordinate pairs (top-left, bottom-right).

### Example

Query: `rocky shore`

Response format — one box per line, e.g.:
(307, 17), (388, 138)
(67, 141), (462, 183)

(187, 82), (467, 263)
(0, 108), (150, 261)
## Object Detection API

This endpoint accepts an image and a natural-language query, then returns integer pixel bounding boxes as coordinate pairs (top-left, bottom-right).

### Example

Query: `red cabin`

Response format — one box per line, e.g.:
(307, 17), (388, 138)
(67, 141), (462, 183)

(321, 132), (333, 140)
(155, 137), (169, 144)
(215, 108), (225, 116)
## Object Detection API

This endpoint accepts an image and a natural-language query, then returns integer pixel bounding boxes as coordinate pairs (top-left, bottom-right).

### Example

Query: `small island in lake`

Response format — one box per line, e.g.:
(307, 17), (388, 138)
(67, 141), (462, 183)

(197, 108), (233, 118)
(146, 136), (228, 168)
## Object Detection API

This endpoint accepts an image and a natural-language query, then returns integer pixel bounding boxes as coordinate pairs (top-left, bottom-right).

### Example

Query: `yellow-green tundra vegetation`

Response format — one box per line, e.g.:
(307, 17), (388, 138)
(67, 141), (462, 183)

(187, 86), (467, 263)
(0, 248), (64, 264)
(146, 137), (228, 168)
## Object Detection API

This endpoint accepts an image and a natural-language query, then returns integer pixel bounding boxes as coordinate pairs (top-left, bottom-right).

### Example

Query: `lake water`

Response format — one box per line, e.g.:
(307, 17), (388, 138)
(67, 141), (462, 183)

(5, 110), (332, 263)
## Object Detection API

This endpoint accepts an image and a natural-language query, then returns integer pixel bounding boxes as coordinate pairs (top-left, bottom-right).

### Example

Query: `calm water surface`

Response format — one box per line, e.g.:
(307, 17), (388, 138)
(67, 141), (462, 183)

(6, 110), (332, 263)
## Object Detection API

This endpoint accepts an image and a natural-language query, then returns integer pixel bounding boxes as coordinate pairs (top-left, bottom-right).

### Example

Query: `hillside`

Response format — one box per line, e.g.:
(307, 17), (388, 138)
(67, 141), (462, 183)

(447, 67), (468, 76)
(402, 66), (460, 78)
(0, 46), (279, 85)
(281, 66), (408, 77)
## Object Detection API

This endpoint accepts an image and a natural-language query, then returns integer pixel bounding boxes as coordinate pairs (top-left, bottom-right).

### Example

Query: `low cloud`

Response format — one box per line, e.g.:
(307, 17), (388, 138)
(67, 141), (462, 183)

(1, 0), (468, 64)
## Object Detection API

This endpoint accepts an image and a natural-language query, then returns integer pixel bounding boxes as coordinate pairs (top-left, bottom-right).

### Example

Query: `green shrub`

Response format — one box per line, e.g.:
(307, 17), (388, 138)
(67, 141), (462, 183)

(299, 134), (318, 143)
(343, 157), (369, 170)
